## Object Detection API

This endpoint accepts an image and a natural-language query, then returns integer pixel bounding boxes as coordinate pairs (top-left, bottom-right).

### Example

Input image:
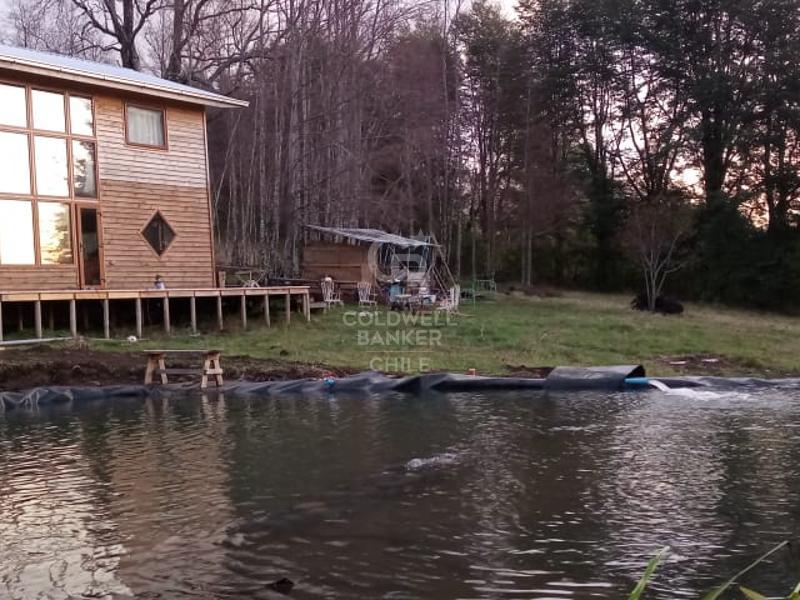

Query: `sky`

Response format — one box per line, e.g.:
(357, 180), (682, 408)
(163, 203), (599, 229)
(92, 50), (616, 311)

(0, 0), (6, 38)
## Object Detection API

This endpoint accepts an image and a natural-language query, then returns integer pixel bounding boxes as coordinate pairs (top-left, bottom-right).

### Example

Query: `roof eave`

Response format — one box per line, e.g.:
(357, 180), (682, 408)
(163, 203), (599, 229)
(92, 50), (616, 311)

(0, 57), (249, 109)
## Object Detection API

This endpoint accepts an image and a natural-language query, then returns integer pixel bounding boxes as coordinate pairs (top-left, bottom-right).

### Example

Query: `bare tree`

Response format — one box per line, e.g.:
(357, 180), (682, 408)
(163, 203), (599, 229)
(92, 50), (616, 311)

(204, 0), (440, 272)
(622, 195), (692, 312)
(5, 0), (105, 58)
(610, 42), (689, 203)
(146, 0), (268, 83)
(70, 0), (163, 69)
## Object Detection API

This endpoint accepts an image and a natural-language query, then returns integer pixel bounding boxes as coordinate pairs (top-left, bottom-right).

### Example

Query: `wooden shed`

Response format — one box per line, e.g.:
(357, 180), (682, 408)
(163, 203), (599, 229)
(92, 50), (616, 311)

(0, 44), (247, 292)
(301, 242), (376, 285)
(302, 226), (456, 294)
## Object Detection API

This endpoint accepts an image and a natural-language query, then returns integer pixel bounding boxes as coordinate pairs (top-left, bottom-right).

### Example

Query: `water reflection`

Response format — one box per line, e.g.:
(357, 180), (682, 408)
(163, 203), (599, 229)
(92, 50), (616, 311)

(38, 202), (72, 264)
(0, 419), (131, 598)
(1, 389), (800, 598)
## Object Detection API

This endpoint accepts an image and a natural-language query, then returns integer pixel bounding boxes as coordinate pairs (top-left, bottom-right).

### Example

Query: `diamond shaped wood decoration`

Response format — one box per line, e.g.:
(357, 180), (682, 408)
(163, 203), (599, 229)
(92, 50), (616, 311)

(142, 211), (175, 256)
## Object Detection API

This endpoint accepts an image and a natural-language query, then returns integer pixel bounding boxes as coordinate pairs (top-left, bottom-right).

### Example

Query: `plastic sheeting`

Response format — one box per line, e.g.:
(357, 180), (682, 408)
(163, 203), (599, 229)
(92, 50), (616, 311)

(305, 225), (437, 247)
(3, 367), (800, 411)
(545, 365), (645, 391)
(0, 385), (152, 410)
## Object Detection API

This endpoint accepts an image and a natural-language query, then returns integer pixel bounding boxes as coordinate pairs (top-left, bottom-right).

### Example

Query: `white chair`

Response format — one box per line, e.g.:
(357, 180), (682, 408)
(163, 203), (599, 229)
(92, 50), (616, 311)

(357, 281), (378, 308)
(450, 284), (460, 311)
(438, 285), (461, 314)
(321, 278), (343, 310)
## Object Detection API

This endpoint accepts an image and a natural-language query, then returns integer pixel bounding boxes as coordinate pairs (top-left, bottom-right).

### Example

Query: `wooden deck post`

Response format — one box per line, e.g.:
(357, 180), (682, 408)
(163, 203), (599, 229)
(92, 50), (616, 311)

(0, 287), (311, 341)
(190, 296), (197, 334)
(163, 295), (171, 335)
(135, 298), (143, 339)
(34, 300), (42, 339)
(103, 299), (110, 339)
(69, 299), (77, 338)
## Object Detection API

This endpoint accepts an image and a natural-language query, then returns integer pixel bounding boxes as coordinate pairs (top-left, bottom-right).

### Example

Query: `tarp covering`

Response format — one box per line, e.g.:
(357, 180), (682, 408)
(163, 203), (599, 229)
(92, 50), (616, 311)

(545, 365), (646, 391)
(0, 373), (546, 409)
(225, 371), (546, 396)
(306, 225), (438, 247)
(0, 385), (153, 410)
(3, 368), (800, 411)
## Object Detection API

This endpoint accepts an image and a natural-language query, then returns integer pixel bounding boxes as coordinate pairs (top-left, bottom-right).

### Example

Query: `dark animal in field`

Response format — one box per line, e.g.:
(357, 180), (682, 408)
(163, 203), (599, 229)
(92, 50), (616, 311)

(631, 293), (684, 315)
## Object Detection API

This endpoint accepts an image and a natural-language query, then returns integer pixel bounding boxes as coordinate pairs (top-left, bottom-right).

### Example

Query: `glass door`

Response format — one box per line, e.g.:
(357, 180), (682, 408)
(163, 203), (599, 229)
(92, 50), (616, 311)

(78, 206), (103, 288)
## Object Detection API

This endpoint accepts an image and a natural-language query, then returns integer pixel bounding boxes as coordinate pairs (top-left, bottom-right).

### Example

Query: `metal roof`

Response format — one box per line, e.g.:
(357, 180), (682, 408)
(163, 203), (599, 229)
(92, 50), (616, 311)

(306, 225), (437, 247)
(0, 45), (248, 108)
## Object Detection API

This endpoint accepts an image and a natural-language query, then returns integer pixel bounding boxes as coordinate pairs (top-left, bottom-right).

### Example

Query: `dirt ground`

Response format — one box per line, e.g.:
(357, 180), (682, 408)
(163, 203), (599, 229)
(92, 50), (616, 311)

(0, 343), (358, 391)
(0, 343), (790, 392)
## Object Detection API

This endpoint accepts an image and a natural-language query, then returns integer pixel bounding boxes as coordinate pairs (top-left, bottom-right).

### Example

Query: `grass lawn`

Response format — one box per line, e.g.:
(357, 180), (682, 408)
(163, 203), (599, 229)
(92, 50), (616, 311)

(94, 291), (800, 377)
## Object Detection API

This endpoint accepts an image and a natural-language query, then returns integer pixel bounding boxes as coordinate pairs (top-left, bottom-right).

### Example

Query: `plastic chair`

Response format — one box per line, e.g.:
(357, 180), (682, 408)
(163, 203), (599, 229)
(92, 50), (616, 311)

(438, 285), (461, 314)
(321, 278), (344, 310)
(357, 281), (378, 308)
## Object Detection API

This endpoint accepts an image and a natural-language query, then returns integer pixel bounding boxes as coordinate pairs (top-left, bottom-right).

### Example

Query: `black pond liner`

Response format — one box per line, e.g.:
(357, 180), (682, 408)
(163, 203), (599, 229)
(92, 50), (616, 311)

(2, 366), (800, 410)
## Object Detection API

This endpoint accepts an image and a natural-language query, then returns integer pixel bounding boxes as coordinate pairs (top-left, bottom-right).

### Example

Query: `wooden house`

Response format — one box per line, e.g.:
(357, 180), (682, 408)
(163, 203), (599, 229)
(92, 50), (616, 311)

(0, 44), (247, 292)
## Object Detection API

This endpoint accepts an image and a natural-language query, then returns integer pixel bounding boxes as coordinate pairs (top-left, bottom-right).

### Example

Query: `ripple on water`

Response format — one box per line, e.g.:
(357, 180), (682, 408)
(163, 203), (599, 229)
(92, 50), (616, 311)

(1, 388), (800, 598)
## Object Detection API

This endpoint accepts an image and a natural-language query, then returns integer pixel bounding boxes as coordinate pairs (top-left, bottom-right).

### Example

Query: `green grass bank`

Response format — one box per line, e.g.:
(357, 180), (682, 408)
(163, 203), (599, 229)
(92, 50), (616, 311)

(94, 291), (800, 377)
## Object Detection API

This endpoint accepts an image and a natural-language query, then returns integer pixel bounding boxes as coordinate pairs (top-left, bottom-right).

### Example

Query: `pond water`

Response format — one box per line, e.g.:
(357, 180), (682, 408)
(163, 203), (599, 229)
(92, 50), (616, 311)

(1, 387), (800, 599)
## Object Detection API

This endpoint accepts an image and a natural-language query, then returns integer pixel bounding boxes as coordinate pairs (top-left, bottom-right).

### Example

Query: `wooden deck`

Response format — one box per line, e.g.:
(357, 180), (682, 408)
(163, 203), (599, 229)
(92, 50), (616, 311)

(0, 286), (311, 341)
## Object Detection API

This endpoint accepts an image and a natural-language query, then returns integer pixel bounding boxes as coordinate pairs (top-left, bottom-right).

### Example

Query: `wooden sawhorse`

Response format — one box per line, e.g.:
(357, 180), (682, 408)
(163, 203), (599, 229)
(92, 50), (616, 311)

(144, 349), (224, 389)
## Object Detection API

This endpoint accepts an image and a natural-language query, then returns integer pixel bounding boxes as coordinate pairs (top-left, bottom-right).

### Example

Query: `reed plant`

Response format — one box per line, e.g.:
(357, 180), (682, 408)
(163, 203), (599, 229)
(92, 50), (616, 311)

(630, 541), (799, 599)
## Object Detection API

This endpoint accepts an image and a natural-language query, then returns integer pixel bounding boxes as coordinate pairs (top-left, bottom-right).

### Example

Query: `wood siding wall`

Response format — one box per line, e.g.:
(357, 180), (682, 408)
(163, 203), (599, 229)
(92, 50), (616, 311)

(0, 76), (215, 291)
(0, 266), (79, 291)
(97, 97), (214, 289)
(302, 243), (374, 283)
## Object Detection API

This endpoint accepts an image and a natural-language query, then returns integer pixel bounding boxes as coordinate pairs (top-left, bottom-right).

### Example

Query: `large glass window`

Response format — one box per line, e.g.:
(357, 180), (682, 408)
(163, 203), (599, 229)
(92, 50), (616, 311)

(0, 131), (31, 194)
(0, 84), (27, 128)
(34, 136), (69, 197)
(127, 105), (165, 147)
(39, 202), (73, 264)
(32, 90), (66, 132)
(69, 96), (94, 136)
(0, 85), (95, 267)
(72, 140), (96, 197)
(0, 200), (35, 265)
